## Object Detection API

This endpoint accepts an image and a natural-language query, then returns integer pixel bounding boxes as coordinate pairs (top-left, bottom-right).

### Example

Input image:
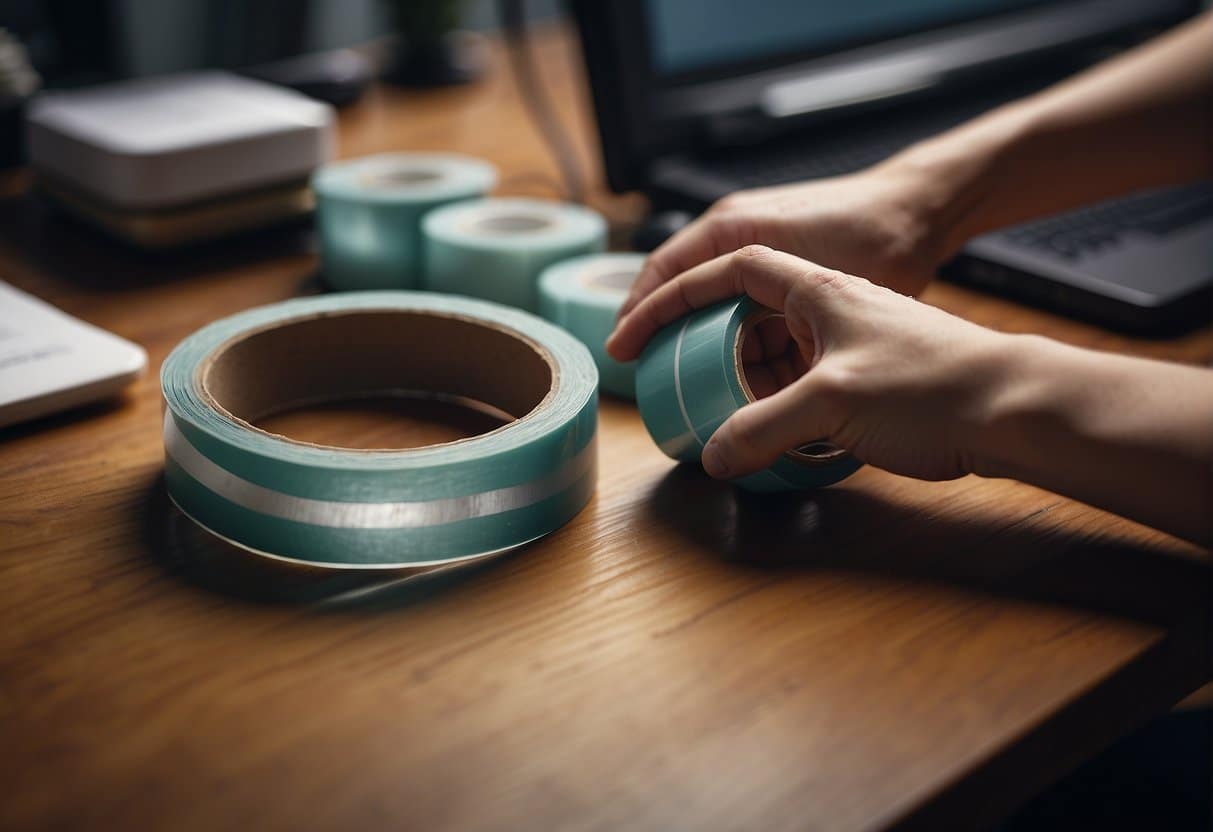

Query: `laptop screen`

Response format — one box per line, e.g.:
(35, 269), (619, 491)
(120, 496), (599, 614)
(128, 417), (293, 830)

(645, 0), (1064, 77)
(573, 0), (1193, 191)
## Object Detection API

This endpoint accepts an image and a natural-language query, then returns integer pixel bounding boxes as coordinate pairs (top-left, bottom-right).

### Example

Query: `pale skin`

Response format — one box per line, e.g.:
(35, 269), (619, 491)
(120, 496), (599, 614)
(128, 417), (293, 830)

(607, 13), (1213, 546)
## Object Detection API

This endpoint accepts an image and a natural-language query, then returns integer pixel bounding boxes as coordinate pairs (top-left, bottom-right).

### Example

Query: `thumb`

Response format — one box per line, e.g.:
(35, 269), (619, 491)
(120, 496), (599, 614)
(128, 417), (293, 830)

(700, 373), (839, 480)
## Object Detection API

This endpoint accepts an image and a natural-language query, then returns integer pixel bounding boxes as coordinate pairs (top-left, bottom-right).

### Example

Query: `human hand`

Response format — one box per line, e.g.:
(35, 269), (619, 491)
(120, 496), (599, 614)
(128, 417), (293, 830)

(608, 245), (1015, 482)
(619, 164), (952, 319)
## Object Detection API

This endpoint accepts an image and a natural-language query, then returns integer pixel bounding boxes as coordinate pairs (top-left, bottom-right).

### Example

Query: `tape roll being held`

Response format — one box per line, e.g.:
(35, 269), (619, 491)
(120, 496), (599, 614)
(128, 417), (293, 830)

(161, 292), (598, 567)
(313, 153), (496, 291)
(539, 253), (644, 399)
(636, 297), (862, 492)
(423, 198), (607, 311)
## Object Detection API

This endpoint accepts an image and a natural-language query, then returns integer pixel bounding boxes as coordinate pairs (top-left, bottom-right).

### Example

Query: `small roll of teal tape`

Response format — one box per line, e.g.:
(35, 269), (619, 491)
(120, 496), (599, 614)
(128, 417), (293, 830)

(423, 198), (607, 312)
(161, 291), (598, 568)
(636, 296), (862, 492)
(538, 252), (644, 399)
(312, 153), (496, 292)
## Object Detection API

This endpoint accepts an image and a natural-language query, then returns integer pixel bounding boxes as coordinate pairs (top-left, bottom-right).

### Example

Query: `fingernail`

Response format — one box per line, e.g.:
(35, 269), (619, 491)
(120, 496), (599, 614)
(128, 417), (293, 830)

(605, 329), (619, 351)
(702, 442), (730, 478)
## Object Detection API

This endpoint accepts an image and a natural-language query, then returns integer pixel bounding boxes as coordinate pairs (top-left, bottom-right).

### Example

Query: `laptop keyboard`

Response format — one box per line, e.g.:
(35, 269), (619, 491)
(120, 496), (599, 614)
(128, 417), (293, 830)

(708, 104), (991, 188)
(1002, 184), (1213, 261)
(720, 137), (911, 186)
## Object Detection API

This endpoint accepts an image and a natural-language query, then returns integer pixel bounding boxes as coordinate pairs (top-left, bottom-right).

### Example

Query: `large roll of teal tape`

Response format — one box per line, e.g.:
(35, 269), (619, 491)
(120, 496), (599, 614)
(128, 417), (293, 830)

(423, 198), (607, 312)
(161, 292), (598, 567)
(636, 297), (862, 492)
(538, 253), (644, 399)
(313, 153), (496, 292)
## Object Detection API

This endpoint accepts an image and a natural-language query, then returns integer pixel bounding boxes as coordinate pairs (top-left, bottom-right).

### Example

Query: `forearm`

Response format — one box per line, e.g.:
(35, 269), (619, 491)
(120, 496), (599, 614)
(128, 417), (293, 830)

(977, 336), (1213, 546)
(883, 12), (1213, 258)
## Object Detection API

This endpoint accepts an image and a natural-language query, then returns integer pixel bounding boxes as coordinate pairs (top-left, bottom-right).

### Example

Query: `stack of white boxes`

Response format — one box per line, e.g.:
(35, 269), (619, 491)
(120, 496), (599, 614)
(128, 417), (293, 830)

(25, 71), (336, 247)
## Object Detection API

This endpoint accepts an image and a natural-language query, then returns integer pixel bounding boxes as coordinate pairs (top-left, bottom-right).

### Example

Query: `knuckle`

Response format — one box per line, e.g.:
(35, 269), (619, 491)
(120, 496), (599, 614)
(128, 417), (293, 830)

(674, 277), (695, 312)
(633, 296), (662, 331)
(733, 243), (776, 266)
(803, 264), (851, 293)
(809, 365), (856, 409)
(645, 252), (672, 278)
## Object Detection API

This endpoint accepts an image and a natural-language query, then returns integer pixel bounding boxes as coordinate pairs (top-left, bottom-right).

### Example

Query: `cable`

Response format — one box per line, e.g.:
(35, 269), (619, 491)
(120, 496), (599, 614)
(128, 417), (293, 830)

(498, 0), (586, 205)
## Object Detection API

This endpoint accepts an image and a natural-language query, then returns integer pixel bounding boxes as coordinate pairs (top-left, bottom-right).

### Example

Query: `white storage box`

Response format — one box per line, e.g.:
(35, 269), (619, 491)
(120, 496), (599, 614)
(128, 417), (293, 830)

(26, 71), (336, 211)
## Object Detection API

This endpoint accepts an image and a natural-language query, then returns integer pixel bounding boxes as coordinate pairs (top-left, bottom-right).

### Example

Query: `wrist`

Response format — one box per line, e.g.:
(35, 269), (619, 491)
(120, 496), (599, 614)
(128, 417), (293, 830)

(967, 333), (1083, 483)
(861, 159), (959, 273)
(877, 100), (1038, 260)
(966, 333), (1213, 545)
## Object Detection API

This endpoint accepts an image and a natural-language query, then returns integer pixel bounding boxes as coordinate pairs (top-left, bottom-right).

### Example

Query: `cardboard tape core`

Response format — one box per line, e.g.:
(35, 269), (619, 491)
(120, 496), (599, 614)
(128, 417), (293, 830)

(583, 268), (638, 293)
(360, 168), (445, 189)
(734, 310), (848, 466)
(200, 310), (555, 449)
(475, 214), (555, 234)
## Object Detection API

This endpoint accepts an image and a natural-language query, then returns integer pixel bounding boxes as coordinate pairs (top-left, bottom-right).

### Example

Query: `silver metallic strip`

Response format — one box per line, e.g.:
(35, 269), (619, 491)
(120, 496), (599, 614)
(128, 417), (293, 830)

(163, 412), (595, 530)
(166, 489), (556, 571)
(671, 317), (704, 448)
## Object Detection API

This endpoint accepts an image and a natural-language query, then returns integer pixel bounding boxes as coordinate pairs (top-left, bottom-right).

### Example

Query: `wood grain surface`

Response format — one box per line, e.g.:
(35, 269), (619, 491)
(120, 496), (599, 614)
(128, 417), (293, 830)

(1, 24), (1210, 832)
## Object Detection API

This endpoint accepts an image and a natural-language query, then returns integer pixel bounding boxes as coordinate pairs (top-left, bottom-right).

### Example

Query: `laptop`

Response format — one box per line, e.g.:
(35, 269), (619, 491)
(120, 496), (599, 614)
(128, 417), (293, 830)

(571, 0), (1212, 334)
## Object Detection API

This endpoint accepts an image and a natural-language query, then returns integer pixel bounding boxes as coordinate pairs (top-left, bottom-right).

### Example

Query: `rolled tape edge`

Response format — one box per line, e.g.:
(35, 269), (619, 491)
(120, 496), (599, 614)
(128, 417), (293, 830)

(538, 253), (644, 399)
(164, 412), (596, 530)
(314, 153), (498, 291)
(164, 490), (551, 572)
(162, 291), (599, 565)
(423, 198), (608, 312)
(312, 152), (498, 203)
(423, 197), (607, 249)
(637, 296), (861, 492)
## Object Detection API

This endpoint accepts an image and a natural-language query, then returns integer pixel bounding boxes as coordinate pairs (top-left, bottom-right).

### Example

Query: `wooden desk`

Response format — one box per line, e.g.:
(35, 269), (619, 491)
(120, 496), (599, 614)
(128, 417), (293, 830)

(2, 25), (1210, 832)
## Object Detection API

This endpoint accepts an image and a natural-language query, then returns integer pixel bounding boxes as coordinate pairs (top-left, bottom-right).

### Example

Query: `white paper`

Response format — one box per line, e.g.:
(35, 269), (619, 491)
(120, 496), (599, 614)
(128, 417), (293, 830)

(0, 282), (147, 428)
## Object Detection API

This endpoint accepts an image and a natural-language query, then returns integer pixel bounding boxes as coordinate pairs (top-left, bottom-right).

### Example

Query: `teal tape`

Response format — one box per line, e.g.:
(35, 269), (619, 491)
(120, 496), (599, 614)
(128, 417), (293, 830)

(423, 198), (607, 312)
(635, 297), (862, 492)
(312, 153), (496, 291)
(161, 292), (598, 567)
(538, 253), (644, 399)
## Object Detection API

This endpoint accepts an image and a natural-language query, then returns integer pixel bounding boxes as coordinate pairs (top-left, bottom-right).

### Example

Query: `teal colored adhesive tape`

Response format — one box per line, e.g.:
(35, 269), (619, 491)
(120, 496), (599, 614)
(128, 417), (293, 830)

(161, 292), (598, 568)
(422, 197), (607, 311)
(538, 252), (644, 399)
(313, 153), (497, 291)
(636, 297), (862, 492)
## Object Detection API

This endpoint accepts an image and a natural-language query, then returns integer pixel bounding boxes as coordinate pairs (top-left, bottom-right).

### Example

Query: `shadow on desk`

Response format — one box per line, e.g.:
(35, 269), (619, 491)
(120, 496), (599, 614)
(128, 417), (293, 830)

(0, 396), (134, 440)
(141, 459), (1211, 641)
(645, 464), (1212, 829)
(140, 474), (523, 610)
(646, 464), (1211, 633)
(0, 188), (318, 293)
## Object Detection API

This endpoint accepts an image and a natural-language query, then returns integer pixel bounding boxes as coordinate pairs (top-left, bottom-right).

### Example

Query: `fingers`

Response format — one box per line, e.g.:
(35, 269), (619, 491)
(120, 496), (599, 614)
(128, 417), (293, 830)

(700, 373), (836, 479)
(619, 212), (745, 319)
(743, 314), (791, 364)
(607, 245), (842, 362)
(741, 316), (806, 399)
